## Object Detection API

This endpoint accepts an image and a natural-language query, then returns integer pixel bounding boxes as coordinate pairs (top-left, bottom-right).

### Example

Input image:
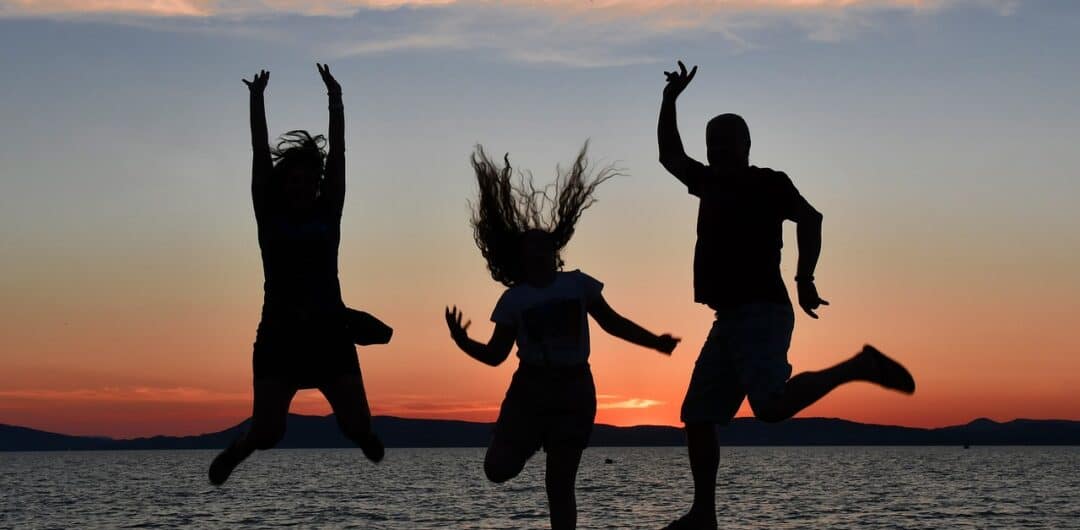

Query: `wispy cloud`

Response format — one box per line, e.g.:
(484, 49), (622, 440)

(0, 386), (247, 403)
(0, 387), (663, 408)
(0, 1), (1020, 18)
(598, 397), (664, 410)
(368, 392), (664, 417)
(0, 0), (211, 17)
(0, 0), (1021, 67)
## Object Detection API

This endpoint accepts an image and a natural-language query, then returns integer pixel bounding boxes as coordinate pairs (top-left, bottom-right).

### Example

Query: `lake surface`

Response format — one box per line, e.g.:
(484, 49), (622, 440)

(2, 447), (1077, 529)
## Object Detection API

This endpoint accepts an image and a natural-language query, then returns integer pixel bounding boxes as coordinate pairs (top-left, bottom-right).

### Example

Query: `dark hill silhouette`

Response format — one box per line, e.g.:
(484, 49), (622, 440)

(2, 416), (1079, 451)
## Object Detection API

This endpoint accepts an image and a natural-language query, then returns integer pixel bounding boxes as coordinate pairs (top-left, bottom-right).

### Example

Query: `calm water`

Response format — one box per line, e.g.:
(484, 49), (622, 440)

(2, 447), (1077, 529)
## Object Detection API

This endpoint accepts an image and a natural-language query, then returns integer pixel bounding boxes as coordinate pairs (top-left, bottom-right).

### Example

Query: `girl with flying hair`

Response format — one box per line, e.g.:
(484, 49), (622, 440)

(445, 143), (681, 529)
(209, 65), (390, 485)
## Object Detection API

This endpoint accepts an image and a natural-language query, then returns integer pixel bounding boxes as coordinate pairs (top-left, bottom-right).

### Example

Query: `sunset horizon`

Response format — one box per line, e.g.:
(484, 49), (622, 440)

(4, 2), (1078, 529)
(3, 0), (1079, 441)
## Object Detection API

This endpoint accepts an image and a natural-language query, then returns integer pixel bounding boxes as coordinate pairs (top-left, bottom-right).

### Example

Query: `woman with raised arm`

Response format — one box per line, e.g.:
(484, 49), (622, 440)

(209, 64), (385, 486)
(445, 144), (681, 529)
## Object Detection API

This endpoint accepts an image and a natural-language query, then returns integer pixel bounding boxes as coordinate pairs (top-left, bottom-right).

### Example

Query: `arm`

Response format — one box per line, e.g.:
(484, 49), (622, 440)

(445, 306), (516, 367)
(318, 63), (345, 215)
(658, 61), (706, 188)
(243, 70), (272, 218)
(587, 294), (679, 355)
(791, 195), (829, 318)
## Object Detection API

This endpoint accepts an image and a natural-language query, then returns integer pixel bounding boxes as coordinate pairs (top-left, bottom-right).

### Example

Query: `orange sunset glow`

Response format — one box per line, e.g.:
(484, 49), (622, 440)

(1, 0), (1078, 440)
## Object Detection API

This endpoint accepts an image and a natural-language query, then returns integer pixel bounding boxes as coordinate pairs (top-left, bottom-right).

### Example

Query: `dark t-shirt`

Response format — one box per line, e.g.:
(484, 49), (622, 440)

(680, 164), (813, 310)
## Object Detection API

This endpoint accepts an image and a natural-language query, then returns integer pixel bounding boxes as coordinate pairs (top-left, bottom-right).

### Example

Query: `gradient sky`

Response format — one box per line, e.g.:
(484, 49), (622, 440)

(1, 0), (1078, 438)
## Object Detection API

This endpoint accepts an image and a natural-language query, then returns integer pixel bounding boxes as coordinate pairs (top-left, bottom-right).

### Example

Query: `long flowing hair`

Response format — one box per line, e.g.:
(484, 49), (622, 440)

(270, 130), (327, 182)
(469, 141), (618, 287)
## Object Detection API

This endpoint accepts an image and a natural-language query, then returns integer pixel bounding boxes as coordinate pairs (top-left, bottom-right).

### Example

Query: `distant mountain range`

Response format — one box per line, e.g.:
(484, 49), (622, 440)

(2, 416), (1078, 451)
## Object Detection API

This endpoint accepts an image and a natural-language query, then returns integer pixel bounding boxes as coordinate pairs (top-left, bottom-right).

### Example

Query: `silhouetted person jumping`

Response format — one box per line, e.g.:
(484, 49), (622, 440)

(209, 64), (385, 486)
(445, 144), (679, 530)
(657, 61), (916, 530)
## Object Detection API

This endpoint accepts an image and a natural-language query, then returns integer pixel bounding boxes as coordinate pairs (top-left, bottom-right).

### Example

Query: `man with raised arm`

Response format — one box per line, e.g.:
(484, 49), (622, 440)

(657, 61), (917, 530)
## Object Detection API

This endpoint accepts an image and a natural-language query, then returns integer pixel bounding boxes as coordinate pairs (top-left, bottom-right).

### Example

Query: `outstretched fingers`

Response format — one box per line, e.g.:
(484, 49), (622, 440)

(457, 308), (472, 333)
(662, 60), (698, 100)
(665, 61), (698, 82)
(444, 305), (471, 338)
(242, 69), (269, 91)
(444, 306), (457, 331)
(317, 63), (341, 93)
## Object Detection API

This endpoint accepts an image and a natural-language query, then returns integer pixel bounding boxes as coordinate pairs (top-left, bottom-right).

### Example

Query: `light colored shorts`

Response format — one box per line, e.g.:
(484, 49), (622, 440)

(680, 303), (795, 424)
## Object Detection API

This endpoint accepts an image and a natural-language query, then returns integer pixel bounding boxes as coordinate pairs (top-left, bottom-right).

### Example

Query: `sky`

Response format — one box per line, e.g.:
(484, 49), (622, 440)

(1, 0), (1078, 438)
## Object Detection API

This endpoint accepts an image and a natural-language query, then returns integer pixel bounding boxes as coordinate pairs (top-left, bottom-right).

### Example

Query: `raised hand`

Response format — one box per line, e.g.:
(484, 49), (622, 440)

(317, 63), (341, 95)
(655, 334), (681, 355)
(242, 70), (269, 94)
(444, 305), (472, 344)
(797, 281), (830, 319)
(663, 60), (697, 101)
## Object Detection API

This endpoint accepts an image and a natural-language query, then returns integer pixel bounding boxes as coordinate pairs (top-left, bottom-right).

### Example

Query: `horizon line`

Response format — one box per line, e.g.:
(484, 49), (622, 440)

(5, 414), (1076, 442)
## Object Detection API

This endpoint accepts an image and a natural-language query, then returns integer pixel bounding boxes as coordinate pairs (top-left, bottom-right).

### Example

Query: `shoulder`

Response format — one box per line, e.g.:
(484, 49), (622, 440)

(565, 269), (604, 296)
(491, 286), (522, 323)
(750, 166), (797, 193)
(750, 165), (790, 182)
(495, 285), (523, 305)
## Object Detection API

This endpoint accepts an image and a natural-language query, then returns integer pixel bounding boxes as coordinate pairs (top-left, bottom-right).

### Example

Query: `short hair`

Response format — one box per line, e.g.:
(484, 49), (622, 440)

(706, 113), (751, 158)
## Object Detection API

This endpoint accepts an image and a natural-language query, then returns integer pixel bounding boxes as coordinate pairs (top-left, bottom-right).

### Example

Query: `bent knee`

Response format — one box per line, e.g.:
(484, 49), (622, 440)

(754, 411), (786, 424)
(247, 423), (286, 450)
(340, 424), (373, 445)
(749, 399), (789, 424)
(484, 454), (524, 484)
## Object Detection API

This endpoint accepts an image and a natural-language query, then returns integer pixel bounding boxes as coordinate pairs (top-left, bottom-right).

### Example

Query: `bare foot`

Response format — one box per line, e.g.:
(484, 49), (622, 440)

(359, 432), (385, 463)
(208, 442), (252, 486)
(857, 345), (915, 394)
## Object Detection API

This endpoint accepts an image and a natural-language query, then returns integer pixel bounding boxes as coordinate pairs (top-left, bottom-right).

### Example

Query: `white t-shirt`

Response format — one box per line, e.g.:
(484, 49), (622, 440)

(490, 270), (604, 366)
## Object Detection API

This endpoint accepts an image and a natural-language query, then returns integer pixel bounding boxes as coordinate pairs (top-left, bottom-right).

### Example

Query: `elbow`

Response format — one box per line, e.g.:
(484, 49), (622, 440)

(801, 210), (823, 226)
(483, 349), (510, 367)
(658, 155), (678, 174)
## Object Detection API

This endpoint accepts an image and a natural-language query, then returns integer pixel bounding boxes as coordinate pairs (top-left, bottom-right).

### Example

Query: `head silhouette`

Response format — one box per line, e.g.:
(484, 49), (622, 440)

(469, 142), (616, 287)
(706, 113), (750, 169)
(518, 229), (559, 285)
(271, 130), (326, 215)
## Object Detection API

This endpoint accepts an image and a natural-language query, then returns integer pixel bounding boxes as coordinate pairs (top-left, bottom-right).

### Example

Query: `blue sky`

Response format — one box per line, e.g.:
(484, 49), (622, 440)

(1, 0), (1079, 435)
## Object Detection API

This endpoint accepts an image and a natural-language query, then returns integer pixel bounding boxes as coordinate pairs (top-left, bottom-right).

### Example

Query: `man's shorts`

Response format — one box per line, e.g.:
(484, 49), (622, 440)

(680, 303), (795, 424)
(491, 363), (597, 456)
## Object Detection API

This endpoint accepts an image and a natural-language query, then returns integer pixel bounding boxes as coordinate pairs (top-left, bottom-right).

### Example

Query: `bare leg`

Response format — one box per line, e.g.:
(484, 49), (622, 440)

(483, 439), (533, 483)
(687, 424), (719, 524)
(546, 448), (584, 530)
(752, 345), (915, 423)
(209, 379), (296, 485)
(663, 423), (721, 530)
(666, 337), (744, 530)
(319, 373), (383, 462)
